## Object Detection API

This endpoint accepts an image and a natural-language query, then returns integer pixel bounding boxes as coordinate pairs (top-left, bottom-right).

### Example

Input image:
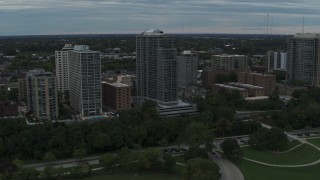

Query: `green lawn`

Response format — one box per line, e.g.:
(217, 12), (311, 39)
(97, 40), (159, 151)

(307, 138), (320, 148)
(80, 172), (181, 180)
(242, 144), (320, 165)
(283, 140), (301, 150)
(173, 155), (186, 164)
(235, 160), (320, 180)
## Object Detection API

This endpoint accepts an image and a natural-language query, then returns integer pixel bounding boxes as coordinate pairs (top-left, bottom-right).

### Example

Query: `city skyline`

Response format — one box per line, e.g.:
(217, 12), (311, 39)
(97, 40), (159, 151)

(1, 0), (319, 35)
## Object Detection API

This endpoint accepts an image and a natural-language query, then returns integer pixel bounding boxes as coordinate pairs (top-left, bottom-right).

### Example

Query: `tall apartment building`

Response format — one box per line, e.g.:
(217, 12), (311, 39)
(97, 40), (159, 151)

(55, 44), (73, 92)
(69, 45), (102, 117)
(238, 72), (276, 96)
(136, 29), (178, 106)
(210, 54), (248, 70)
(18, 77), (27, 102)
(287, 33), (320, 86)
(102, 82), (131, 111)
(266, 50), (287, 72)
(177, 50), (198, 88)
(26, 69), (58, 120)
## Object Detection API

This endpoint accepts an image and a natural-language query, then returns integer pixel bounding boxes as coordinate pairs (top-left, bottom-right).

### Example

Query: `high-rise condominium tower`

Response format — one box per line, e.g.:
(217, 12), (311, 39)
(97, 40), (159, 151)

(136, 29), (178, 106)
(26, 69), (58, 120)
(55, 44), (73, 92)
(287, 33), (320, 86)
(266, 50), (287, 73)
(69, 45), (102, 117)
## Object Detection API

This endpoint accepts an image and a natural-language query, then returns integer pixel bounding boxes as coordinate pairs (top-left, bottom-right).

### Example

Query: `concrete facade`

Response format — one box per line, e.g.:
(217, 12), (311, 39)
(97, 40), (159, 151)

(287, 33), (320, 86)
(266, 50), (287, 72)
(55, 44), (73, 92)
(136, 29), (178, 106)
(26, 69), (58, 120)
(69, 45), (102, 117)
(177, 50), (198, 88)
(210, 54), (248, 71)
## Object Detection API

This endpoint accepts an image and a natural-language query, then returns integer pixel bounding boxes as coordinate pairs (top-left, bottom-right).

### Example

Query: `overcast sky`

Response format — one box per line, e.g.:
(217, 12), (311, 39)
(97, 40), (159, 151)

(0, 0), (319, 35)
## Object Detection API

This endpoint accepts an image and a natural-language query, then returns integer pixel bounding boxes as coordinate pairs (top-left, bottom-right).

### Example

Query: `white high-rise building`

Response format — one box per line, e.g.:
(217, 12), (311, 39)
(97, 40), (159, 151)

(55, 44), (73, 92)
(287, 33), (320, 86)
(69, 45), (102, 117)
(266, 50), (287, 72)
(136, 29), (178, 106)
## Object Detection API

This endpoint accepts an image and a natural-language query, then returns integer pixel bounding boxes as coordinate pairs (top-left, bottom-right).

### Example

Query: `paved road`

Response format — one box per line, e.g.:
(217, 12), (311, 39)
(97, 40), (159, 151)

(23, 155), (101, 170)
(208, 152), (244, 180)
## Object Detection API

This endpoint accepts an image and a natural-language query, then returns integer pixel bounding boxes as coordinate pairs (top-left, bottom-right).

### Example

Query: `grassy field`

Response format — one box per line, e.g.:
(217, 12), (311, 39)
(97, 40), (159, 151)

(236, 159), (320, 180)
(307, 138), (320, 148)
(242, 144), (320, 165)
(237, 141), (320, 180)
(81, 172), (181, 180)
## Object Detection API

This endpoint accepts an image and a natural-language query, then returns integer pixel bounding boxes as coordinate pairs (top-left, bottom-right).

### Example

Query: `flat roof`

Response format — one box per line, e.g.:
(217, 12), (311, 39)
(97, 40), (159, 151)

(228, 82), (263, 89)
(108, 82), (130, 88)
(245, 96), (269, 100)
(142, 29), (164, 36)
(215, 84), (246, 91)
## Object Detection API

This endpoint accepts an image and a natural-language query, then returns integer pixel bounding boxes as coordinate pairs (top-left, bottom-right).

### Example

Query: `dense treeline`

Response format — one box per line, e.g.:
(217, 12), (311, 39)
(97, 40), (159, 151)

(0, 35), (286, 56)
(0, 101), (191, 161)
(0, 93), (263, 163)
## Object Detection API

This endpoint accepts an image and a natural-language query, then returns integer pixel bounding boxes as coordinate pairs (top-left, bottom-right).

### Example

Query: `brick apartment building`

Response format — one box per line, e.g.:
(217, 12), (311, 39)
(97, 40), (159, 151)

(102, 82), (131, 111)
(238, 72), (276, 96)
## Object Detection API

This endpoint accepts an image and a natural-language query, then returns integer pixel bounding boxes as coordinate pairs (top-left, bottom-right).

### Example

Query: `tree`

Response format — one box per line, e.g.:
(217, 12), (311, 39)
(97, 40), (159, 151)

(162, 153), (175, 174)
(249, 128), (287, 150)
(0, 138), (4, 157)
(216, 117), (232, 137)
(14, 168), (39, 180)
(183, 158), (220, 180)
(184, 146), (208, 160)
(142, 148), (162, 170)
(93, 133), (112, 151)
(43, 151), (57, 162)
(179, 121), (214, 151)
(73, 148), (87, 161)
(220, 139), (242, 160)
(40, 167), (55, 179)
(100, 153), (115, 171)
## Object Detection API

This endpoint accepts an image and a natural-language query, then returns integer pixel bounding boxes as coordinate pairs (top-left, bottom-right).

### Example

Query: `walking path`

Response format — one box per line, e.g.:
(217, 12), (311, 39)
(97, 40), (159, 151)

(208, 152), (244, 180)
(277, 143), (303, 154)
(242, 122), (320, 168)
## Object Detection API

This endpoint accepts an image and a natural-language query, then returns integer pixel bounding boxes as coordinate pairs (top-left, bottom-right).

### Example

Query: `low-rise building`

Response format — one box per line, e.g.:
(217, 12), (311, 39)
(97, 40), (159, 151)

(213, 84), (249, 97)
(238, 72), (276, 96)
(0, 100), (19, 117)
(102, 82), (132, 111)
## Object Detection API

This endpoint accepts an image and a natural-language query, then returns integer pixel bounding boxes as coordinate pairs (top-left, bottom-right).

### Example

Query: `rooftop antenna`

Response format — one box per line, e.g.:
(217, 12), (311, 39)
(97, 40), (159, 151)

(266, 14), (270, 35)
(302, 15), (305, 34)
(271, 14), (273, 35)
(183, 19), (185, 34)
(264, 16), (266, 35)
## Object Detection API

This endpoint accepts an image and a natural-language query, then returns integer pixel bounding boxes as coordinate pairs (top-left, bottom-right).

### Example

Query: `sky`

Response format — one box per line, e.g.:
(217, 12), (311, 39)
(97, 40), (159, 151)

(0, 0), (319, 35)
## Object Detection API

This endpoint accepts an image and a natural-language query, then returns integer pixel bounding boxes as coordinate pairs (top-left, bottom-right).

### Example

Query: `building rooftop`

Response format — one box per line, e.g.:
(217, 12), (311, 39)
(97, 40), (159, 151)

(157, 99), (195, 109)
(245, 96), (269, 101)
(228, 82), (263, 89)
(62, 44), (74, 50)
(294, 33), (320, 38)
(102, 82), (129, 88)
(213, 54), (247, 58)
(142, 29), (164, 36)
(71, 45), (99, 53)
(214, 83), (246, 91)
